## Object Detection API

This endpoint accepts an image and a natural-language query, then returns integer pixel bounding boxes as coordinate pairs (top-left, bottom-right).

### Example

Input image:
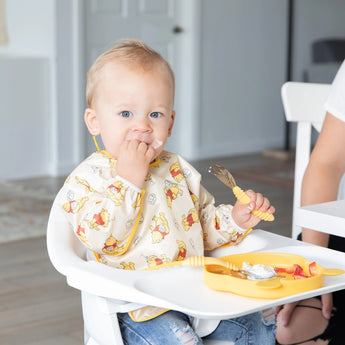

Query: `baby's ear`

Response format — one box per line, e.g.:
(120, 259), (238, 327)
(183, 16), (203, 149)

(84, 108), (100, 135)
(168, 111), (176, 136)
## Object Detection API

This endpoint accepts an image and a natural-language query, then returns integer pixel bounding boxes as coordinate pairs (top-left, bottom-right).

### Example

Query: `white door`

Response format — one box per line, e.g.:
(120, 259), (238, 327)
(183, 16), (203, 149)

(84, 0), (200, 159)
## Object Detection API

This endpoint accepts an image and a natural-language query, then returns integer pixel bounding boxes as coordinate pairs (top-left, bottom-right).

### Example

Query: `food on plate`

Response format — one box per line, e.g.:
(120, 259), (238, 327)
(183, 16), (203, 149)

(274, 262), (318, 279)
(242, 262), (277, 280)
(228, 261), (319, 281)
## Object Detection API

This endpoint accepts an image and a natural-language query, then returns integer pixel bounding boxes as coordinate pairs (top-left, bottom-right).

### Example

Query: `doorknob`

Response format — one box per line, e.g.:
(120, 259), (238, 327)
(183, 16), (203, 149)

(172, 26), (183, 34)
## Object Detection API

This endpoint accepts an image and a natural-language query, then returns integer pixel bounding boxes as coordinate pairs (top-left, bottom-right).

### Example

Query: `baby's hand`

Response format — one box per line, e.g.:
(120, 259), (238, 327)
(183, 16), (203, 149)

(116, 140), (156, 188)
(231, 189), (275, 229)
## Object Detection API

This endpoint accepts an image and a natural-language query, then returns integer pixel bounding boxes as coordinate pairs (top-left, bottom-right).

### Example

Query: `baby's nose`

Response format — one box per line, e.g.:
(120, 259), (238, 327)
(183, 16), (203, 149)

(133, 118), (152, 132)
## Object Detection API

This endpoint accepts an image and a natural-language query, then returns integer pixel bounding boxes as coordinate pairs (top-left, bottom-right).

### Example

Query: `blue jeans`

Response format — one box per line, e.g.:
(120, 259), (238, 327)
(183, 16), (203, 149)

(118, 310), (276, 345)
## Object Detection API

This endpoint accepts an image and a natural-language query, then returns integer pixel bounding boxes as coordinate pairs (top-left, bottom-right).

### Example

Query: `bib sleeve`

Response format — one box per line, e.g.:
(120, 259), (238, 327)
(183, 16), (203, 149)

(57, 166), (144, 257)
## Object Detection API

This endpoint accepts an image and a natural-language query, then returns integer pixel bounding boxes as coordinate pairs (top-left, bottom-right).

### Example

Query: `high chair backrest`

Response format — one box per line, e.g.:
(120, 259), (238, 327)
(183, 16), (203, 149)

(46, 192), (126, 345)
(47, 190), (87, 276)
(281, 81), (331, 239)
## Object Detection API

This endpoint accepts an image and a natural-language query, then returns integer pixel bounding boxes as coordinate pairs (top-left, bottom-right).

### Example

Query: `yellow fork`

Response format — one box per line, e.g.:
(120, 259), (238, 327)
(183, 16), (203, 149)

(209, 164), (274, 221)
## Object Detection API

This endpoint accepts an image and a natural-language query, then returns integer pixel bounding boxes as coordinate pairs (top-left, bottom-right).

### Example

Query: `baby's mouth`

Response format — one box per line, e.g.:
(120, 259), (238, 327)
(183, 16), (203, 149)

(125, 132), (162, 149)
(126, 132), (153, 144)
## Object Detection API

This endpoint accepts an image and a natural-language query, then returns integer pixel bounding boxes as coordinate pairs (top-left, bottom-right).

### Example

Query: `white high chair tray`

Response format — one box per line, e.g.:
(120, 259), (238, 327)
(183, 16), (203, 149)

(66, 230), (345, 320)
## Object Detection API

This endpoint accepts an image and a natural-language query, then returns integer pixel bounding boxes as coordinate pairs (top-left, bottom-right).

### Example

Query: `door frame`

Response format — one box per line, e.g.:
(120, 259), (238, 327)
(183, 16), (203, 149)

(52, 0), (86, 176)
(174, 0), (202, 160)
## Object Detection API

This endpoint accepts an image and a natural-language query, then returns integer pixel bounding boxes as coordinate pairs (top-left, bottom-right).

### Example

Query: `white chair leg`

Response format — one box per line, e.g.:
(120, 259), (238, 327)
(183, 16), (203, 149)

(82, 291), (124, 345)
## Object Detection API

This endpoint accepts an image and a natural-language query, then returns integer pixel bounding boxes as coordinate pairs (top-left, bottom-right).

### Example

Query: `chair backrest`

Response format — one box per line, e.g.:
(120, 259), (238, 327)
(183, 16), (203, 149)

(46, 190), (87, 276)
(281, 82), (331, 239)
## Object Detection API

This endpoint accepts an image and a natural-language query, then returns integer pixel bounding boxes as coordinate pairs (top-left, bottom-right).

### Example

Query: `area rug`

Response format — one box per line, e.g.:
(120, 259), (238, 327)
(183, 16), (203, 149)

(232, 162), (295, 190)
(0, 180), (56, 243)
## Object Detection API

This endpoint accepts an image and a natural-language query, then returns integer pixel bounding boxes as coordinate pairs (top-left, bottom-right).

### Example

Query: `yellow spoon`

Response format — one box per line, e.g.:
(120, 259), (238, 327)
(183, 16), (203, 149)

(144, 256), (281, 280)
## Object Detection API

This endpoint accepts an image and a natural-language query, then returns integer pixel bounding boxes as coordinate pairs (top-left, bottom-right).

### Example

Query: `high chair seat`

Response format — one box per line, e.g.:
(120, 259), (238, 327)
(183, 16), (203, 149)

(47, 192), (234, 345)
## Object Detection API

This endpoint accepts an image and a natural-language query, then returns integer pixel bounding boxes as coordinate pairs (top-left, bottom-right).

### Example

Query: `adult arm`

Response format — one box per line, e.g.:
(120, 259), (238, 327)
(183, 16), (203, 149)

(277, 112), (345, 325)
(301, 112), (345, 245)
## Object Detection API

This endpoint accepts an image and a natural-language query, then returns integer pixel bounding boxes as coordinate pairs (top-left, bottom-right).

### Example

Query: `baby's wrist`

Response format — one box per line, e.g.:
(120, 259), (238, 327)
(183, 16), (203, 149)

(116, 163), (148, 189)
(117, 174), (145, 189)
(229, 211), (248, 233)
(116, 175), (142, 193)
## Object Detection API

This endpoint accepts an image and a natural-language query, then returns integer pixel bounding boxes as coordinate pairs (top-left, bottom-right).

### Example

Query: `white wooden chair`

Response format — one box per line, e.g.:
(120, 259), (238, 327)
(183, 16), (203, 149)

(47, 192), (233, 345)
(281, 81), (331, 239)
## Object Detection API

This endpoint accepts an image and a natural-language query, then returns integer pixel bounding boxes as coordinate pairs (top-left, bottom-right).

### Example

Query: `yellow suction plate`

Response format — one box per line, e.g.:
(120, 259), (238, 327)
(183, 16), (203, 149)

(203, 252), (344, 299)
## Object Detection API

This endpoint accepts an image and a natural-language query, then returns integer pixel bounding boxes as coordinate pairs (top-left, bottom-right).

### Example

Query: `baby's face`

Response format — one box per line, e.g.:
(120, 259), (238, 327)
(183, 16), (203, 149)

(87, 62), (175, 160)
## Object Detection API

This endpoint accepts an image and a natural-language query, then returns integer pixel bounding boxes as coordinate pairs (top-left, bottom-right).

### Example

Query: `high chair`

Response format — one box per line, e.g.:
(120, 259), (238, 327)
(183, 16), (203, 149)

(281, 81), (331, 239)
(47, 191), (234, 345)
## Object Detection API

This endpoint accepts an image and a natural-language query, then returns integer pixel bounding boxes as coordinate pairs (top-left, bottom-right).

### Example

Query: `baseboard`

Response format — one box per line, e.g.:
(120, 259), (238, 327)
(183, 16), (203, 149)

(261, 148), (295, 161)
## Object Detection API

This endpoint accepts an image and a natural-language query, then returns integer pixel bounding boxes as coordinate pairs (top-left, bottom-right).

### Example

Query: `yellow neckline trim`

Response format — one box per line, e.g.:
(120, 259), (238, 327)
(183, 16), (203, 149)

(93, 135), (101, 152)
(99, 150), (113, 159)
(149, 156), (162, 167)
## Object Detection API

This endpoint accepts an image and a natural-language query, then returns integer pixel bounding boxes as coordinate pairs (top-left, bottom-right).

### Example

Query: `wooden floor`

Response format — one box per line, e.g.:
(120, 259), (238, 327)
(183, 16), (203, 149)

(0, 237), (84, 345)
(0, 153), (293, 344)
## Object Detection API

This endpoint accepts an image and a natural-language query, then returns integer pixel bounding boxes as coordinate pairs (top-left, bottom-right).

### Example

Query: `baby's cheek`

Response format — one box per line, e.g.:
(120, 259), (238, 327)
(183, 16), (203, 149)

(152, 138), (163, 149)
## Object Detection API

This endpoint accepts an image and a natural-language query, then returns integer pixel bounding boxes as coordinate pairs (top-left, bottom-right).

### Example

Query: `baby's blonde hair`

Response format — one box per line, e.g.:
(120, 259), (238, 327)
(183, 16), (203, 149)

(86, 38), (175, 108)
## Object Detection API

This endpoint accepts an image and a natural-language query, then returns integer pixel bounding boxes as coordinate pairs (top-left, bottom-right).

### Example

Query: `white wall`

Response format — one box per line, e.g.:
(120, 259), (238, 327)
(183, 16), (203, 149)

(0, 0), (54, 57)
(2, 0), (345, 179)
(0, 0), (55, 180)
(292, 0), (345, 82)
(196, 0), (345, 159)
(288, 0), (345, 148)
(1, 0), (83, 180)
(1, 58), (50, 179)
(197, 0), (288, 159)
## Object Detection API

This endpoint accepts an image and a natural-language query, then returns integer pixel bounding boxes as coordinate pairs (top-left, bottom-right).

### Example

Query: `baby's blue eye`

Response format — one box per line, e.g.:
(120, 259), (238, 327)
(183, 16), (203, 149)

(150, 112), (162, 118)
(120, 111), (132, 118)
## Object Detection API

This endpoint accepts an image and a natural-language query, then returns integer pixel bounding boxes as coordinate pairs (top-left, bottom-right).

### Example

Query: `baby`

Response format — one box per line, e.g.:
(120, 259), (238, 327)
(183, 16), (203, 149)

(56, 39), (276, 344)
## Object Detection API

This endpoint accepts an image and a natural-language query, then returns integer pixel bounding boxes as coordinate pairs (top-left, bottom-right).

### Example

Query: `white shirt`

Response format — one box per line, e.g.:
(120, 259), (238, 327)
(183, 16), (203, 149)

(325, 59), (345, 122)
(324, 59), (345, 199)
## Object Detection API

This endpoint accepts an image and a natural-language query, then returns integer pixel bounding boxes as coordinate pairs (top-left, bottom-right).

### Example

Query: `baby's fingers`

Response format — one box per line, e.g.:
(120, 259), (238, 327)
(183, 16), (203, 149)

(256, 196), (275, 214)
(146, 145), (157, 162)
(254, 193), (265, 210)
(258, 196), (271, 212)
(244, 190), (275, 214)
(244, 189), (257, 211)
